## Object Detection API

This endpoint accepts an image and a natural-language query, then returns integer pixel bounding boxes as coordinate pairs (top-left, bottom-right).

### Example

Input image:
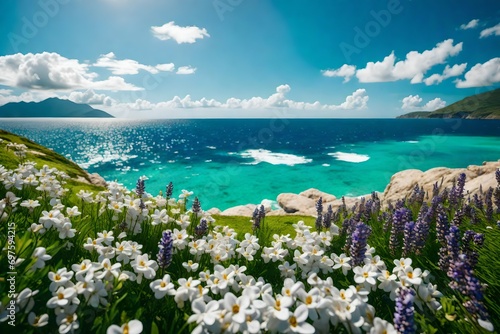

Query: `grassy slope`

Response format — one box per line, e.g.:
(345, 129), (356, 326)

(0, 129), (104, 197)
(398, 88), (500, 119)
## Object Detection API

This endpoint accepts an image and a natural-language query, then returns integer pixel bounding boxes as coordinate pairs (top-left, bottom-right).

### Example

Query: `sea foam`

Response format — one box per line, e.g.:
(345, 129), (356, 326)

(239, 149), (312, 166)
(329, 152), (370, 163)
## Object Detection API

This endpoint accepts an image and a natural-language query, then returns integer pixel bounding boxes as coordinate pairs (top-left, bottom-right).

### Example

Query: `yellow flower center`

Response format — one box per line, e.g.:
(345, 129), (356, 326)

(305, 296), (313, 305)
(289, 316), (297, 327)
(140, 260), (146, 267)
(58, 292), (64, 299)
(363, 272), (369, 278)
(33, 316), (40, 325)
(81, 264), (87, 270)
(407, 272), (413, 278)
(55, 274), (61, 281)
(123, 324), (129, 334)
(232, 304), (239, 314)
(285, 288), (291, 296)
(160, 281), (166, 288)
(340, 291), (345, 299)
(66, 315), (73, 323)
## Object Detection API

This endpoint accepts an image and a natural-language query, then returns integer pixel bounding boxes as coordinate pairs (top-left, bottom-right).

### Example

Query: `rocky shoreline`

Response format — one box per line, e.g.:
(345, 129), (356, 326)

(207, 160), (500, 217)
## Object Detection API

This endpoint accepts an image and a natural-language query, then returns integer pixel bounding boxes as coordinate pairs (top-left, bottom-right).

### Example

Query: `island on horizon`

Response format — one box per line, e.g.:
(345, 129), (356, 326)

(0, 97), (114, 118)
(397, 88), (500, 119)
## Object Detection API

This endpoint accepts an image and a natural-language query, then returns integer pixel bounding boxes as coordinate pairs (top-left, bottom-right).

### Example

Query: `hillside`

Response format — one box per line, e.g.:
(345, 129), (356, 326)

(0, 97), (114, 118)
(0, 129), (106, 192)
(398, 88), (500, 119)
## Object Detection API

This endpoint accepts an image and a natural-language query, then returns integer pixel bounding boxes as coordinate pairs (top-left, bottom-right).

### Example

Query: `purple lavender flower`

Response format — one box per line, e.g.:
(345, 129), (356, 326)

(485, 187), (494, 222)
(461, 230), (484, 268)
(136, 178), (145, 197)
(436, 204), (449, 246)
(191, 197), (201, 214)
(194, 218), (208, 239)
(408, 184), (425, 207)
(449, 254), (491, 326)
(166, 182), (174, 198)
(252, 207), (261, 230)
(349, 221), (371, 266)
(315, 197), (323, 231)
(440, 225), (461, 274)
(157, 231), (173, 269)
(451, 208), (465, 227)
(413, 204), (430, 254)
(394, 287), (416, 334)
(496, 169), (500, 185)
(402, 221), (416, 258)
(432, 181), (440, 199)
(323, 204), (333, 229)
(390, 207), (412, 255)
(342, 218), (355, 252)
(259, 205), (266, 220)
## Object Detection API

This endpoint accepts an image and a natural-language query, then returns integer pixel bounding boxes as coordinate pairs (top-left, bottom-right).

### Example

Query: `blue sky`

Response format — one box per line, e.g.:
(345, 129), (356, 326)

(0, 0), (499, 118)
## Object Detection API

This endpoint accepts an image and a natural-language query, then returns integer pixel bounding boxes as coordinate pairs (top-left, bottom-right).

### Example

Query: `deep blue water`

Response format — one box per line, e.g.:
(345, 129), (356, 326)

(1, 119), (499, 210)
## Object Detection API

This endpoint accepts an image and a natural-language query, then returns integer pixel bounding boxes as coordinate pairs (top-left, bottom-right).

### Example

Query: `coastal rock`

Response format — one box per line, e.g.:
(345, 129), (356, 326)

(220, 204), (257, 217)
(207, 207), (221, 215)
(299, 188), (336, 203)
(383, 160), (500, 204)
(88, 173), (107, 187)
(277, 193), (316, 214)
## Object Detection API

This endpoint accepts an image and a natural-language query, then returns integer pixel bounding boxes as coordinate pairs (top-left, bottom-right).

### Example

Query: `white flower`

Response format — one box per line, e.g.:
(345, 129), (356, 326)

(278, 261), (297, 279)
(222, 292), (250, 324)
(175, 277), (200, 308)
(107, 319), (143, 334)
(95, 258), (121, 281)
(370, 317), (397, 334)
(393, 258), (412, 274)
(58, 221), (76, 239)
(353, 264), (378, 286)
(28, 312), (49, 327)
(182, 260), (199, 272)
(187, 299), (221, 333)
(46, 287), (77, 308)
(97, 230), (114, 246)
(21, 199), (40, 210)
(377, 270), (398, 292)
(284, 304), (315, 334)
(332, 253), (352, 276)
(76, 190), (93, 203)
(48, 268), (74, 292)
(399, 266), (422, 286)
(263, 293), (293, 321)
(85, 281), (109, 308)
(66, 206), (81, 217)
(72, 259), (93, 281)
(172, 228), (189, 250)
(17, 288), (39, 313)
(131, 254), (158, 283)
(56, 312), (79, 334)
(179, 189), (194, 199)
(149, 274), (176, 299)
(31, 247), (52, 271)
(39, 210), (62, 229)
(151, 209), (169, 225)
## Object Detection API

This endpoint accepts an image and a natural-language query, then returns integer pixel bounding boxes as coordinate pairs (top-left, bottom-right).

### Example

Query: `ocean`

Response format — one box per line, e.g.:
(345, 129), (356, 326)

(1, 119), (499, 210)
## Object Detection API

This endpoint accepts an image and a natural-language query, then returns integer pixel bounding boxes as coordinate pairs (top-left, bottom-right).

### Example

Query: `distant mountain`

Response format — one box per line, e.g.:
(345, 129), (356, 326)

(397, 88), (500, 119)
(0, 98), (114, 118)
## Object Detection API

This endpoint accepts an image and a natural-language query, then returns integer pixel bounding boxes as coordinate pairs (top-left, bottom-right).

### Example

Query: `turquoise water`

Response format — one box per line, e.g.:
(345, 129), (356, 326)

(1, 119), (499, 210)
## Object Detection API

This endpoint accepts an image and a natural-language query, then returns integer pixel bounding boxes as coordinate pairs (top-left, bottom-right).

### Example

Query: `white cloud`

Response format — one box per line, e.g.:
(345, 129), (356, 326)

(356, 39), (463, 83)
(116, 85), (369, 111)
(0, 90), (58, 106)
(0, 52), (142, 91)
(151, 21), (210, 44)
(176, 66), (196, 75)
(321, 65), (356, 83)
(424, 63), (467, 85)
(480, 23), (500, 38)
(455, 57), (500, 88)
(68, 89), (116, 106)
(460, 19), (479, 30)
(93, 52), (174, 75)
(401, 94), (446, 111)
